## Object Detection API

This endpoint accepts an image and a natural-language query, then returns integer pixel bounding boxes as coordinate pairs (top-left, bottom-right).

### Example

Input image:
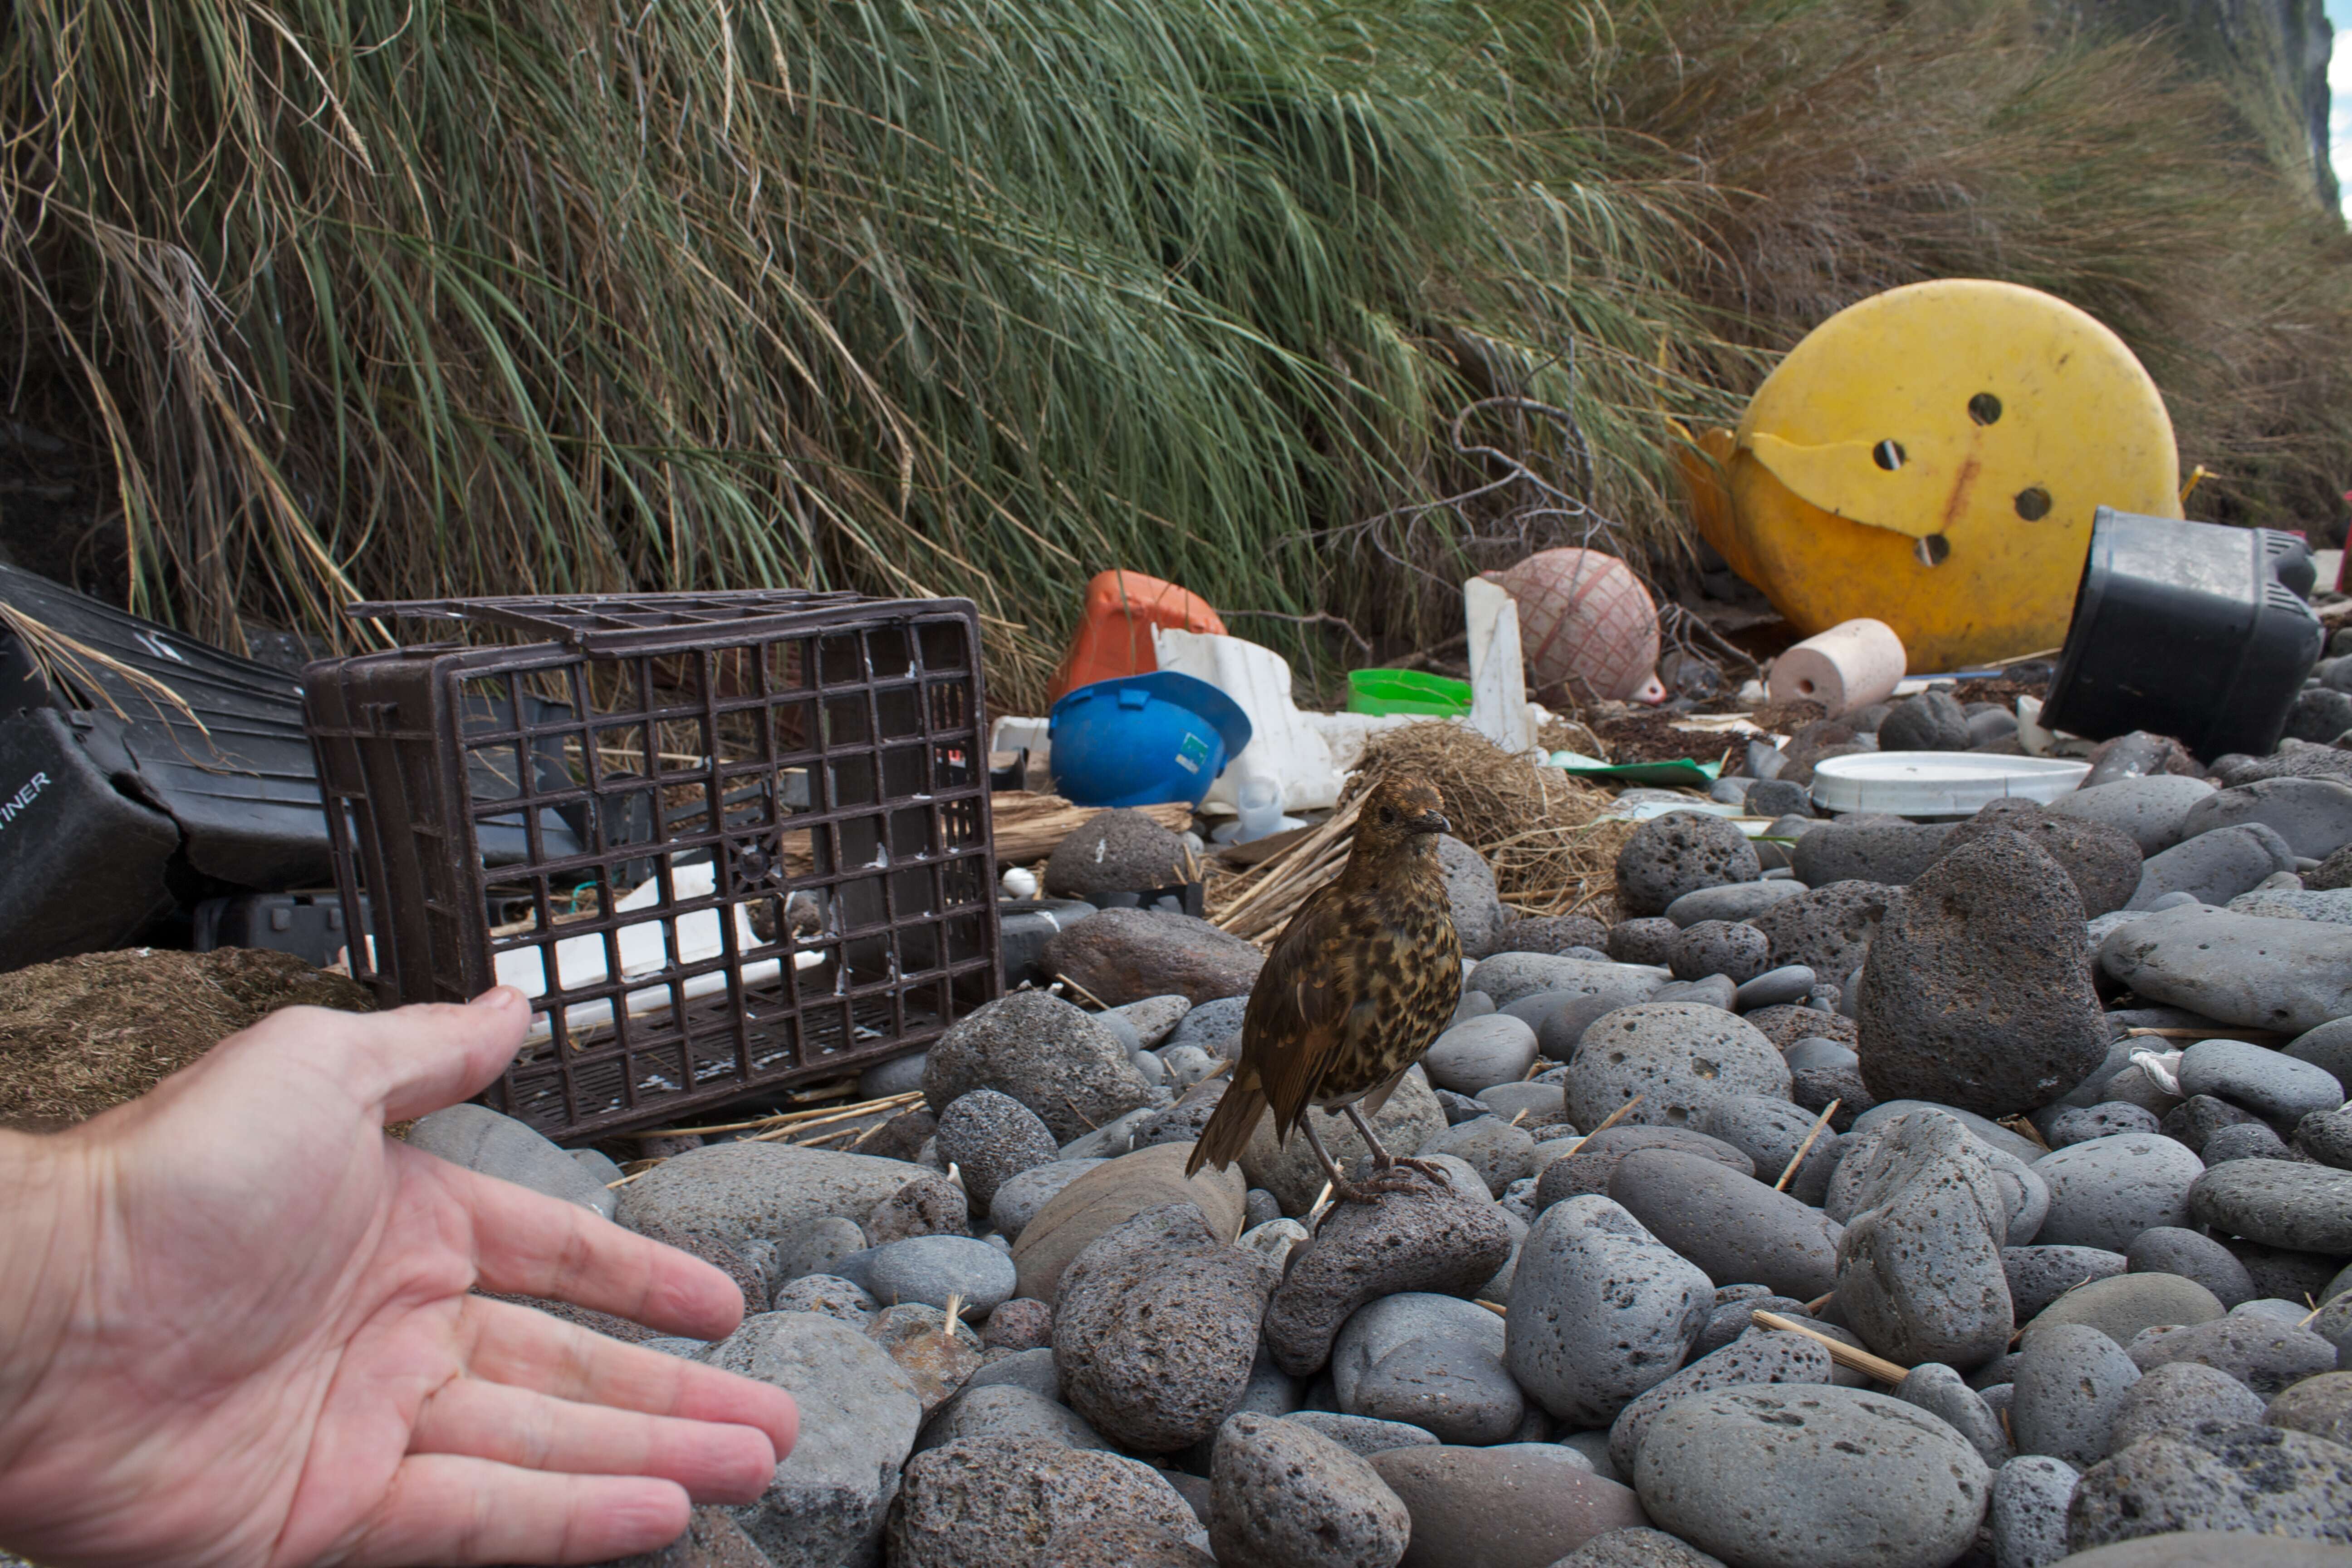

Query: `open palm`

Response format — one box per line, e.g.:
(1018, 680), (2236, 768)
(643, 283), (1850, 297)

(0, 988), (798, 1568)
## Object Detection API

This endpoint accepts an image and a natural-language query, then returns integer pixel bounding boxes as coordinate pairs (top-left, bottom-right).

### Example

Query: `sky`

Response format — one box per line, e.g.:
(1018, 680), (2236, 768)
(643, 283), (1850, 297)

(2336, 0), (2351, 221)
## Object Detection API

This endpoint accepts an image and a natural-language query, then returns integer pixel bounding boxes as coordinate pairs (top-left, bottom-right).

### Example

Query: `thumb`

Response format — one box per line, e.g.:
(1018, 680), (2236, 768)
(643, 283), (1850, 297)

(348, 987), (533, 1123)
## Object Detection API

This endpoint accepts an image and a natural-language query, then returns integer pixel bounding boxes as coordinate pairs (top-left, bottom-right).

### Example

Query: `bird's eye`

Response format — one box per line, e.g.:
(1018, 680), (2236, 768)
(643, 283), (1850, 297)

(1380, 807), (1397, 825)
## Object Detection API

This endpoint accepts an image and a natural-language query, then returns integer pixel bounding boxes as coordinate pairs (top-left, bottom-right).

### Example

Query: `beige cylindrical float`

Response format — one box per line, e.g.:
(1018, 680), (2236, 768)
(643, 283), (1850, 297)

(1767, 618), (1906, 716)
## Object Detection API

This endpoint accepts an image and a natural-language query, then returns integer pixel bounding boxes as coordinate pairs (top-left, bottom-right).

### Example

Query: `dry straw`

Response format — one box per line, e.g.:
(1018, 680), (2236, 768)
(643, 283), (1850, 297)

(1209, 721), (1630, 944)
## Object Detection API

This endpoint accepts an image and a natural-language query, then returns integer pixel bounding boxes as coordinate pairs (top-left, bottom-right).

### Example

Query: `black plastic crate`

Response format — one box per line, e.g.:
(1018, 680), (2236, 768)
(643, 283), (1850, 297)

(303, 591), (1001, 1139)
(2041, 509), (2324, 761)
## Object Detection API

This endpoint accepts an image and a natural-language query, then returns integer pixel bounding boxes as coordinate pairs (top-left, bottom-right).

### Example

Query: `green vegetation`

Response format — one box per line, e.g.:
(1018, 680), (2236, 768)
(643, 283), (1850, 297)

(4, 0), (2347, 706)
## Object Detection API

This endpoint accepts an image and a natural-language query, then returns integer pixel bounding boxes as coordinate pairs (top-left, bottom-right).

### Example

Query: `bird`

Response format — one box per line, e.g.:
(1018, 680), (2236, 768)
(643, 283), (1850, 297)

(1186, 771), (1464, 1202)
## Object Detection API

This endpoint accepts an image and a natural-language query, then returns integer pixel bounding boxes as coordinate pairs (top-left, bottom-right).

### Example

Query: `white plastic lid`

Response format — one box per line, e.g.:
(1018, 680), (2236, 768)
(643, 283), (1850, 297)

(1809, 751), (2092, 818)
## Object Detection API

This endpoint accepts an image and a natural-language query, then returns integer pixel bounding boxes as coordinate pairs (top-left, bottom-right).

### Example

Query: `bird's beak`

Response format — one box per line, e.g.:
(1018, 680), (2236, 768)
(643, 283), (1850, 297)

(1412, 809), (1450, 836)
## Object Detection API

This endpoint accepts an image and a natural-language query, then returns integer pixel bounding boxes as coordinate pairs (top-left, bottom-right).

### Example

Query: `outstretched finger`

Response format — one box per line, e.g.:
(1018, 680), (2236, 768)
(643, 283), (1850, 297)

(437, 1160), (750, 1341)
(458, 1295), (799, 1454)
(340, 987), (533, 1124)
(334, 1453), (690, 1568)
(408, 1377), (777, 1503)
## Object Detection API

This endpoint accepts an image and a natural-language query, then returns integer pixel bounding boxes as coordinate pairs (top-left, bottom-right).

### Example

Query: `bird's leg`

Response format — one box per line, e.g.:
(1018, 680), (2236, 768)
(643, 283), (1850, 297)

(1340, 1102), (1449, 1193)
(1297, 1114), (1367, 1211)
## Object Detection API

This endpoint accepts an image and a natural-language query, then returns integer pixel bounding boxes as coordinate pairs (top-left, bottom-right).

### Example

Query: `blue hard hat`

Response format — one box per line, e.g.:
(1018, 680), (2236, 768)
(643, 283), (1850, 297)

(1047, 671), (1253, 808)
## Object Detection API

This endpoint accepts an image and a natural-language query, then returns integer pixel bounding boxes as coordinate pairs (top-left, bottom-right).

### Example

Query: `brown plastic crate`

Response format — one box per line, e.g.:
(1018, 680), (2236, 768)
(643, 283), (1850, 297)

(303, 590), (999, 1139)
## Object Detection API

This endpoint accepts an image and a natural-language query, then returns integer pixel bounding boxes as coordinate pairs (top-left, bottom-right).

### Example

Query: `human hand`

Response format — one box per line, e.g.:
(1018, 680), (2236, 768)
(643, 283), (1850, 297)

(0, 988), (798, 1568)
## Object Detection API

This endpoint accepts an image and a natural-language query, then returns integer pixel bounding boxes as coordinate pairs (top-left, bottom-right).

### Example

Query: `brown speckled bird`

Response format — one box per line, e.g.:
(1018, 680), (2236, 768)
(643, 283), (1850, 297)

(1186, 773), (1464, 1201)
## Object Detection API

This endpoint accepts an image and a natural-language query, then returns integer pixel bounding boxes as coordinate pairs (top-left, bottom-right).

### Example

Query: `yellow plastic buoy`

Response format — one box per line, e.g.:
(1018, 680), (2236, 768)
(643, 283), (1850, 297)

(1683, 280), (2182, 671)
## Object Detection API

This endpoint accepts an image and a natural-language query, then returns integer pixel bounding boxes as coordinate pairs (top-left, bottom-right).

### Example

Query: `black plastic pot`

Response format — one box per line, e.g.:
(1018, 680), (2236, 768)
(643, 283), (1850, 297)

(2040, 509), (2324, 762)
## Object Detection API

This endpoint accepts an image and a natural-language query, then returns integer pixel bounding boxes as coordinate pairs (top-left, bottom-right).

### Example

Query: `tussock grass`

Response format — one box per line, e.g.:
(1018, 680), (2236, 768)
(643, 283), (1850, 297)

(2, 0), (2345, 709)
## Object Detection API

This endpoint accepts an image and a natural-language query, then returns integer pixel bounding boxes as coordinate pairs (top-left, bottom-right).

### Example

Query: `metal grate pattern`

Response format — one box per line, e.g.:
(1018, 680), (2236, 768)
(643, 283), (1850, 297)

(305, 593), (998, 1139)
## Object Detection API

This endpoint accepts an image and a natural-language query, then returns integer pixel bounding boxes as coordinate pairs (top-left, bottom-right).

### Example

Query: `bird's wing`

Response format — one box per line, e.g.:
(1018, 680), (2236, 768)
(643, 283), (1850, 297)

(1244, 881), (1377, 1141)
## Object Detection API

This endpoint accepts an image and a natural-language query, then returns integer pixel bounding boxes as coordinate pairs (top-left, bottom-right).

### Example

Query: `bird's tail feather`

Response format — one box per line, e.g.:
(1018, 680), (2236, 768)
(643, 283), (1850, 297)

(1185, 1079), (1268, 1177)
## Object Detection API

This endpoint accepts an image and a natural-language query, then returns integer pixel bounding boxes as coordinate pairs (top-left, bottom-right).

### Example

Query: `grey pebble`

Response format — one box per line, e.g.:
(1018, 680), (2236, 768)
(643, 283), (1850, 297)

(1607, 1148), (1839, 1299)
(911, 1383), (1109, 1455)
(2189, 1157), (2352, 1253)
(1280, 1410), (1441, 1457)
(2126, 1314), (2339, 1396)
(1894, 1360), (2013, 1468)
(1607, 1328), (1836, 1476)
(1419, 1116), (1537, 1196)
(2022, 1272), (2224, 1349)
(2124, 1226), (2256, 1307)
(1696, 1094), (1842, 1204)
(836, 1235), (1017, 1315)
(1548, 1526), (1729, 1567)
(1731, 963), (1817, 1011)
(1330, 1293), (1504, 1410)
(2003, 1245), (2128, 1321)
(1634, 1385), (1993, 1568)
(1422, 1013), (1541, 1094)
(1348, 1333), (1525, 1446)
(2045, 1103), (2163, 1147)
(1670, 919), (1772, 983)
(2178, 1038), (2346, 1124)
(2033, 1134), (2206, 1251)
(2067, 1421), (2352, 1550)
(990, 1158), (1107, 1242)
(1562, 1003), (1789, 1132)
(770, 1273), (878, 1323)
(1207, 1411), (1411, 1568)
(2107, 1360), (2269, 1452)
(2011, 1322), (2140, 1467)
(2202, 1121), (2293, 1163)
(1505, 1194), (1711, 1427)
(1989, 1455), (2078, 1568)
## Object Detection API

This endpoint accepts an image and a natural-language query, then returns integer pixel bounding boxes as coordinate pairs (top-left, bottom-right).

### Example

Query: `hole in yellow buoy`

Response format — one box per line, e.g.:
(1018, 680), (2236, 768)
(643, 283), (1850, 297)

(1872, 440), (1906, 471)
(1916, 533), (1951, 567)
(1968, 393), (2002, 426)
(2014, 486), (2052, 521)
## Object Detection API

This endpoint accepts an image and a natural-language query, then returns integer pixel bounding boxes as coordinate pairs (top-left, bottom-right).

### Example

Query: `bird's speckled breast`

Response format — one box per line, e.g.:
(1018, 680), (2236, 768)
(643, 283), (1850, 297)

(1314, 864), (1463, 1101)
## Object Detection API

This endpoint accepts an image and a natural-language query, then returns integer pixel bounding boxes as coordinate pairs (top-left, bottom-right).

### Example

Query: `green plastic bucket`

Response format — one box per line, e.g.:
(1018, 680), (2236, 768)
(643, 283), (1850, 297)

(1347, 668), (1473, 717)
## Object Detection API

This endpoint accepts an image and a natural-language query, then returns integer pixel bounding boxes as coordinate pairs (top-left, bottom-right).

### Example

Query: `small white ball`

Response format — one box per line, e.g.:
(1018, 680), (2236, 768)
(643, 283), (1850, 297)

(1000, 866), (1040, 898)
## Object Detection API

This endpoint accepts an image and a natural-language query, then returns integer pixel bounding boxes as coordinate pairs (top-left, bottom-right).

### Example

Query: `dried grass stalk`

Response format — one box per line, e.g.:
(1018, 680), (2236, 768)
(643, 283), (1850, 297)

(1210, 720), (1630, 944)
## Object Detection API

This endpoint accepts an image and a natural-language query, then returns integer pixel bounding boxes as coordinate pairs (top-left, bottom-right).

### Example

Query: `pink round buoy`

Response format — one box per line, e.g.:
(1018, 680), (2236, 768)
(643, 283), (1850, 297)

(1489, 549), (1662, 703)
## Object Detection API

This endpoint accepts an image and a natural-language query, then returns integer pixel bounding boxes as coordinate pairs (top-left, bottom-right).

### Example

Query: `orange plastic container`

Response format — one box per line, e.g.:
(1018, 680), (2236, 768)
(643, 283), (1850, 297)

(1048, 570), (1226, 703)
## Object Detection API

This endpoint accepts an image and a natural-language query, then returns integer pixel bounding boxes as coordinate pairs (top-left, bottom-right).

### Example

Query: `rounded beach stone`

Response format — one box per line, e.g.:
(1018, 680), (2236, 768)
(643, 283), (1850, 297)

(2189, 1157), (2352, 1253)
(1505, 1195), (1712, 1427)
(1606, 1328), (1835, 1476)
(2178, 1039), (2345, 1124)
(771, 1272), (877, 1323)
(990, 1158), (1107, 1243)
(1331, 1292), (1507, 1410)
(1563, 1003), (1789, 1132)
(1043, 808), (1190, 899)
(1667, 880), (1809, 928)
(1855, 830), (2108, 1117)
(2296, 1103), (2352, 1168)
(1534, 1126), (1753, 1210)
(1892, 1361), (2011, 1468)
(1606, 916), (1684, 966)
(2125, 1227), (2255, 1307)
(2066, 1422), (2352, 1550)
(1615, 812), (1762, 918)
(1549, 1527), (1729, 1567)
(1367, 1443), (1649, 1566)
(1283, 1410), (1442, 1457)
(2011, 1323), (2141, 1467)
(1052, 1204), (1277, 1452)
(2269, 1372), (2352, 1448)
(2003, 1245), (2129, 1321)
(2022, 1272), (2224, 1350)
(1934, 799), (2143, 916)
(1634, 1385), (1993, 1568)
(1262, 1166), (1514, 1377)
(911, 1383), (1108, 1455)
(836, 1235), (1017, 1315)
(2107, 1361), (2269, 1452)
(2125, 1314), (2338, 1397)
(2202, 1122), (2292, 1164)
(1832, 1112), (2016, 1369)
(1989, 1455), (2078, 1568)
(1731, 963), (1817, 1012)
(1419, 1116), (1538, 1197)
(2046, 1102), (2164, 1147)
(1348, 1334), (1526, 1446)
(1669, 920), (1772, 984)
(1207, 1411), (1410, 1568)
(923, 990), (1159, 1142)
(935, 1088), (1060, 1213)
(2033, 1134), (2206, 1252)
(1606, 1149), (1839, 1299)
(1423, 1014), (1542, 1094)
(1697, 1094), (1842, 1204)
(888, 1435), (1198, 1568)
